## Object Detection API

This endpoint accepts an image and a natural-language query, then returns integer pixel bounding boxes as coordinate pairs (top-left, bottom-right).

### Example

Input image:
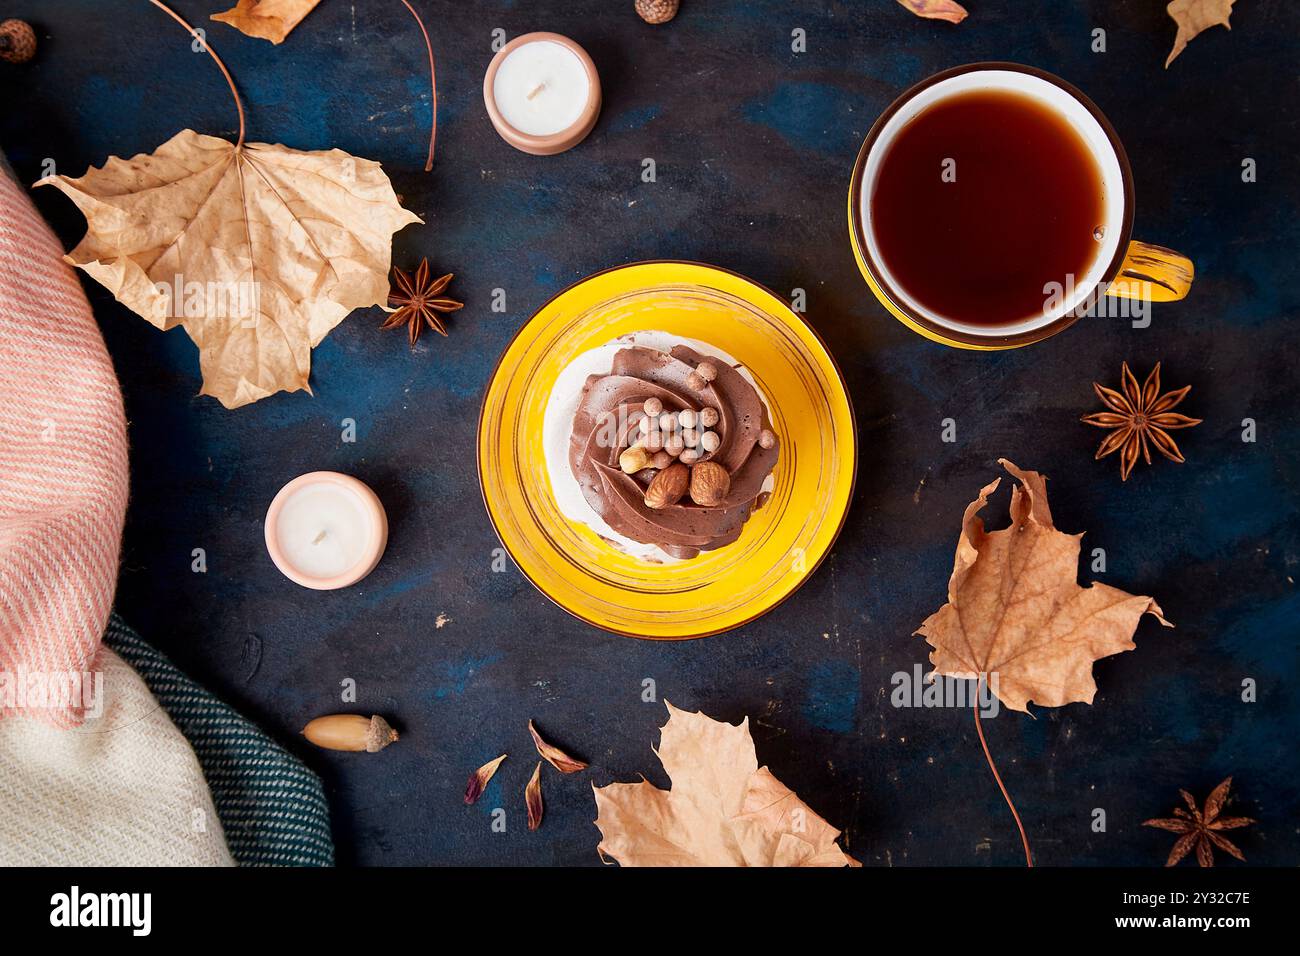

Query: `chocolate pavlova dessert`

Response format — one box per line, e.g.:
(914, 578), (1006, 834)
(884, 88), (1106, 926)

(552, 335), (779, 561)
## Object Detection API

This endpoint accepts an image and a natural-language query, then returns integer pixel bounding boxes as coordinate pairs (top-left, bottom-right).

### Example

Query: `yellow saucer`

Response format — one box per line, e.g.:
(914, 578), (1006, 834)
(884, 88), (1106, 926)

(477, 261), (857, 639)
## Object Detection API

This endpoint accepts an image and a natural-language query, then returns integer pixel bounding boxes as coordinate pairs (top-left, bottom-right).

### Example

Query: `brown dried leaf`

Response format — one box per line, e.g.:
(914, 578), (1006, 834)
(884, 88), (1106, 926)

(1165, 0), (1236, 68)
(592, 702), (857, 867)
(525, 761), (544, 831)
(37, 130), (420, 408)
(212, 0), (323, 44)
(463, 753), (507, 805)
(897, 0), (968, 24)
(916, 459), (1172, 714)
(528, 719), (588, 774)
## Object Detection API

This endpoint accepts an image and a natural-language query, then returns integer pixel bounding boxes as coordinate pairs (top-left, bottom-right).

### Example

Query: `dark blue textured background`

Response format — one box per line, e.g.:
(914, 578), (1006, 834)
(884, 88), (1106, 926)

(3, 1), (1296, 866)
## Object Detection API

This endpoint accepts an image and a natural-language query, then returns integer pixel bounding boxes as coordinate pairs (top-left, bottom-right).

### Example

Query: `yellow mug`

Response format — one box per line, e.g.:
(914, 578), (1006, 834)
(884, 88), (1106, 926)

(848, 62), (1193, 350)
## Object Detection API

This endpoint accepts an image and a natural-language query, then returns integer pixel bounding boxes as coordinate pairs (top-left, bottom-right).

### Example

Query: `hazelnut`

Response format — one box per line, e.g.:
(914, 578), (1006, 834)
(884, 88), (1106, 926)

(679, 448), (700, 464)
(700, 430), (720, 453)
(696, 362), (718, 382)
(758, 429), (778, 450)
(699, 407), (719, 428)
(643, 397), (663, 417)
(689, 460), (730, 506)
(644, 463), (689, 509)
(651, 451), (672, 469)
(619, 445), (653, 474)
(664, 434), (685, 457)
(678, 409), (697, 429)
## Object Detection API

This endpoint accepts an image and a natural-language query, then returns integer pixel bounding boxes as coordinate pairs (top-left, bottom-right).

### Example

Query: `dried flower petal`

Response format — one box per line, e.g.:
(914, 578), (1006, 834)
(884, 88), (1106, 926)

(528, 719), (588, 774)
(896, 0), (968, 24)
(463, 753), (507, 805)
(525, 761), (544, 831)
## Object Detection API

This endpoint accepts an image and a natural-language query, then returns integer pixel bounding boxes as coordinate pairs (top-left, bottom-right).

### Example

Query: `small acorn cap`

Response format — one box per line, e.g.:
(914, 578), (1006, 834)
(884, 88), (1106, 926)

(364, 715), (400, 752)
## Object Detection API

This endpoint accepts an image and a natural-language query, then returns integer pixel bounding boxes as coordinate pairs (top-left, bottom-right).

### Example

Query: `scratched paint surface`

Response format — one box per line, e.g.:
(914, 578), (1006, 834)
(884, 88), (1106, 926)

(3, 1), (1297, 866)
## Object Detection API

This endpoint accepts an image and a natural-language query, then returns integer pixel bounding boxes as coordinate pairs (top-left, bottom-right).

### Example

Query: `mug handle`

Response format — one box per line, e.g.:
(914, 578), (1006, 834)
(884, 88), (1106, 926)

(1104, 241), (1194, 303)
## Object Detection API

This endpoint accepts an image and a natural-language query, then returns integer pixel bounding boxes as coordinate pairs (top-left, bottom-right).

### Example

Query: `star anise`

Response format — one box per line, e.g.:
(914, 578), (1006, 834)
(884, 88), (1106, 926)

(382, 258), (462, 346)
(1081, 362), (1201, 480)
(1143, 777), (1255, 867)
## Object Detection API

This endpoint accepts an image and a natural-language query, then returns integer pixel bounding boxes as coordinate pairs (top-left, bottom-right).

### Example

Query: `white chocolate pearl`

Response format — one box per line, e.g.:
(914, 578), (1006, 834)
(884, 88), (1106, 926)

(643, 397), (663, 417)
(652, 451), (672, 469)
(685, 372), (706, 390)
(699, 407), (719, 428)
(678, 409), (697, 429)
(682, 428), (700, 447)
(700, 430), (720, 453)
(643, 430), (664, 452)
(696, 362), (717, 382)
(758, 429), (778, 450)
(658, 412), (678, 432)
(639, 415), (655, 434)
(664, 434), (685, 456)
(679, 448), (701, 464)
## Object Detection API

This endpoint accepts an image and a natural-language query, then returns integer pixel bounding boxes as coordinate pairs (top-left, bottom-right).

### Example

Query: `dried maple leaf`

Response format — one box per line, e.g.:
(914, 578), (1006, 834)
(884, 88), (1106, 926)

(897, 0), (968, 24)
(37, 130), (420, 408)
(916, 459), (1172, 714)
(1165, 0), (1236, 68)
(592, 702), (859, 867)
(1144, 777), (1255, 866)
(212, 0), (322, 44)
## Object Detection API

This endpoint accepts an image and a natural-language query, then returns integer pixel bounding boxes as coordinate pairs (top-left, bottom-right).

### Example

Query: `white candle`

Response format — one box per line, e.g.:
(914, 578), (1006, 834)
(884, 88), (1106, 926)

(494, 40), (589, 135)
(484, 33), (601, 155)
(264, 472), (387, 590)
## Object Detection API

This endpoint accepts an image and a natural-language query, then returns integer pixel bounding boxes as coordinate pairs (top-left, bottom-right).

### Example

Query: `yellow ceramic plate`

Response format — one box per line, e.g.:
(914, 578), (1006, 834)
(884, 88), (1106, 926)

(477, 261), (856, 639)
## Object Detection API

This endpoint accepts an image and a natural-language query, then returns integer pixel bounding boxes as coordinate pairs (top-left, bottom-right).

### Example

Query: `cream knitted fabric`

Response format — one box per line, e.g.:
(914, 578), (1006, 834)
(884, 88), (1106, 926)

(0, 645), (234, 866)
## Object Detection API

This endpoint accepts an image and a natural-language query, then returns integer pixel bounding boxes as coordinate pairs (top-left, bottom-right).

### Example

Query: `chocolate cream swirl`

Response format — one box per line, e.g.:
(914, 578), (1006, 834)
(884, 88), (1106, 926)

(569, 344), (778, 560)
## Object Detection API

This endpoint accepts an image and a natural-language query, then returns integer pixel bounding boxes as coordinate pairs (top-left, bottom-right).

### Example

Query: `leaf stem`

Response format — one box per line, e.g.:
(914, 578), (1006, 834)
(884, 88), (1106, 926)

(148, 0), (246, 149)
(398, 0), (437, 171)
(973, 696), (1033, 867)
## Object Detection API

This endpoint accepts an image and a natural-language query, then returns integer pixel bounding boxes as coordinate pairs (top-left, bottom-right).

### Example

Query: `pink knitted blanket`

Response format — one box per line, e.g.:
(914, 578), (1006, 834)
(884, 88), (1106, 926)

(0, 166), (128, 726)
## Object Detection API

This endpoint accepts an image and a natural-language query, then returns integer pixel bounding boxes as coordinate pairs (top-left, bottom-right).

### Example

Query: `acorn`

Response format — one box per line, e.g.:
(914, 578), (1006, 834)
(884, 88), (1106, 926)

(0, 19), (36, 64)
(635, 0), (679, 25)
(302, 714), (398, 752)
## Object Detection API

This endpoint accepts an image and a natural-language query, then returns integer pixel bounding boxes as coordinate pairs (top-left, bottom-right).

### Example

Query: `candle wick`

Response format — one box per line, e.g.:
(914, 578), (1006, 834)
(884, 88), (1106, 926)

(312, 530), (327, 545)
(526, 82), (546, 101)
